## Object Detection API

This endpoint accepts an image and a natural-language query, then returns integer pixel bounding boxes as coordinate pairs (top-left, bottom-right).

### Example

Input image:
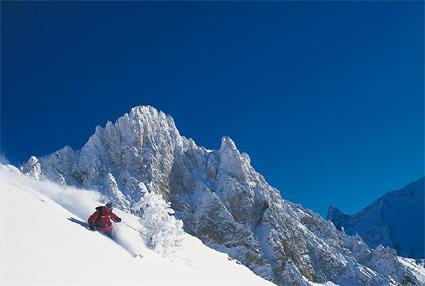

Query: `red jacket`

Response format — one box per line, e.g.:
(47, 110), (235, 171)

(88, 206), (121, 233)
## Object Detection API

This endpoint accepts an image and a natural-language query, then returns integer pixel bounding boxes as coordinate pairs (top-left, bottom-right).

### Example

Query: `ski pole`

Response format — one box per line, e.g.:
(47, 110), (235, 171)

(122, 221), (144, 235)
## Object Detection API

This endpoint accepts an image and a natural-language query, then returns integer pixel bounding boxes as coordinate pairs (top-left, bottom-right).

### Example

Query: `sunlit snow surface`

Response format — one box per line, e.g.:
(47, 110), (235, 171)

(0, 164), (275, 286)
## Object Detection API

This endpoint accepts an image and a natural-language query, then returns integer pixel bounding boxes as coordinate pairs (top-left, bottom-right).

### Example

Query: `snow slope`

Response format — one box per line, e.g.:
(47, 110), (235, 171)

(0, 164), (275, 286)
(327, 178), (424, 259)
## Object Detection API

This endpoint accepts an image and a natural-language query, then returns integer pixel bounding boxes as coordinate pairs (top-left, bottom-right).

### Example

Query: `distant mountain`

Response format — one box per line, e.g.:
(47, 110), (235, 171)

(21, 105), (421, 285)
(327, 178), (424, 259)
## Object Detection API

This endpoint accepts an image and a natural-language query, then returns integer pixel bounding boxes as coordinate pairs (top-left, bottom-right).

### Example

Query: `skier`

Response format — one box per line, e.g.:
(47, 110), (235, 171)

(88, 202), (121, 238)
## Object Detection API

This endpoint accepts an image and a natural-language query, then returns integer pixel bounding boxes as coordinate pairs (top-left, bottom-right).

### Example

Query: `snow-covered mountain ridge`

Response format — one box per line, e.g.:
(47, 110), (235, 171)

(327, 177), (424, 259)
(21, 105), (424, 285)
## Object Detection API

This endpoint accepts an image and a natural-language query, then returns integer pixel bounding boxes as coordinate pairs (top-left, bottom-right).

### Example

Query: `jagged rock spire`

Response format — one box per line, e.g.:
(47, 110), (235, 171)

(20, 105), (420, 286)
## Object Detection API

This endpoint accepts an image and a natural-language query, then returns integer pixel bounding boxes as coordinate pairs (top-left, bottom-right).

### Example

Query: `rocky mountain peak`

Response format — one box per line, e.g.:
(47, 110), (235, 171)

(327, 177), (424, 259)
(20, 106), (421, 286)
(326, 205), (347, 222)
(220, 135), (238, 152)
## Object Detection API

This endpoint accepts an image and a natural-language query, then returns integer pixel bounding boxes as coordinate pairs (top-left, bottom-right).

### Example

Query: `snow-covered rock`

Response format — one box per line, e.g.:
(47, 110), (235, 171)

(399, 258), (425, 285)
(21, 105), (422, 285)
(132, 185), (185, 257)
(327, 178), (424, 259)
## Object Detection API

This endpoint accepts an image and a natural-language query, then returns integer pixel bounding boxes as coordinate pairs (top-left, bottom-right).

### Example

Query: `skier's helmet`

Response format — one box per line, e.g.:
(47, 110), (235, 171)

(106, 202), (113, 210)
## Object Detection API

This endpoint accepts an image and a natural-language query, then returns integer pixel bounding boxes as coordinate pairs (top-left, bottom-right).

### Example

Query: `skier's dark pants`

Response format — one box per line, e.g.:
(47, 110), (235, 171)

(100, 231), (113, 239)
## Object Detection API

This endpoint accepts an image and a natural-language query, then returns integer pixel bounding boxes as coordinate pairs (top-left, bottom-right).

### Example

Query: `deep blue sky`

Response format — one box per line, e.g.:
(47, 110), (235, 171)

(1, 2), (423, 217)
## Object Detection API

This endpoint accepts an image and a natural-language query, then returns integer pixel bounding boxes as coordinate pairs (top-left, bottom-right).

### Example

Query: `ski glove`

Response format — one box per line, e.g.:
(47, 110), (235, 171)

(89, 224), (96, 231)
(116, 218), (122, 222)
